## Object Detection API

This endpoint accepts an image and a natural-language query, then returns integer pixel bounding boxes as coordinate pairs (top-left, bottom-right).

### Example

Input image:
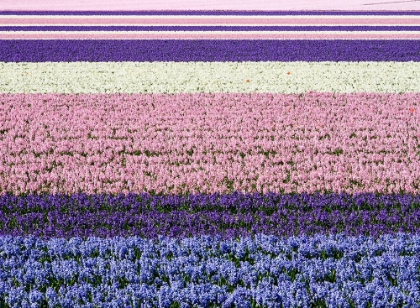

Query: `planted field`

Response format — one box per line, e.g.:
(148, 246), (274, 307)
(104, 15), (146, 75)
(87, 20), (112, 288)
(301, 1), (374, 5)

(0, 8), (420, 307)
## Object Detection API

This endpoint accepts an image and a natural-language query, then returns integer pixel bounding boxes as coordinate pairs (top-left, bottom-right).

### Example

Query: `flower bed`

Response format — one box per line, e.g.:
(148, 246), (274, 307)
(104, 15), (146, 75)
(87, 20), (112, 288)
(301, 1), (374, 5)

(0, 9), (419, 307)
(0, 192), (419, 239)
(0, 92), (419, 196)
(0, 234), (419, 307)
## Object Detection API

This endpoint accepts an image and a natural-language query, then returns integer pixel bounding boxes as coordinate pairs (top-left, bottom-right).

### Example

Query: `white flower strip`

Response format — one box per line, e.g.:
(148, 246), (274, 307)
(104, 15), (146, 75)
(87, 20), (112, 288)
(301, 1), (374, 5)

(4, 31), (420, 40)
(1, 61), (420, 94)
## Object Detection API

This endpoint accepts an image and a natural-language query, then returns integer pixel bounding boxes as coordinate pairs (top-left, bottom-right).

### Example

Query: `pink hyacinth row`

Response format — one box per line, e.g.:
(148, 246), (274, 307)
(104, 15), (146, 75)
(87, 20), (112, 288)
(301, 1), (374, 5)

(0, 92), (419, 195)
(2, 0), (418, 11)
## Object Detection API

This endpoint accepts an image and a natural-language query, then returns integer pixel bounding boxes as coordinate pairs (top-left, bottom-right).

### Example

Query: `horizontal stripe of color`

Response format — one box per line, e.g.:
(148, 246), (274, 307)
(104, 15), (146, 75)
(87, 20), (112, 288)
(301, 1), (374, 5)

(1, 62), (419, 93)
(3, 0), (420, 10)
(2, 11), (420, 15)
(1, 40), (419, 62)
(2, 16), (420, 26)
(0, 92), (418, 196)
(0, 233), (418, 306)
(3, 26), (420, 31)
(0, 192), (418, 239)
(4, 31), (420, 40)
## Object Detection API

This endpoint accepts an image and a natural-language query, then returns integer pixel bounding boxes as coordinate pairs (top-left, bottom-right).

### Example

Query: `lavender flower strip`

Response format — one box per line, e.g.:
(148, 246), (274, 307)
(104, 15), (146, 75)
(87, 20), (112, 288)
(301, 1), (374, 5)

(1, 192), (419, 239)
(0, 233), (418, 307)
(1, 40), (420, 62)
(3, 26), (420, 31)
(2, 10), (420, 15)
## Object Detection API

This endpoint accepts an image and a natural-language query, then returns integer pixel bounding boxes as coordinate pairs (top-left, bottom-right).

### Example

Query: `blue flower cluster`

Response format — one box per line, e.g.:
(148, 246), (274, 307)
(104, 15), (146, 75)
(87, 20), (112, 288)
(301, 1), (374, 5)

(0, 233), (418, 307)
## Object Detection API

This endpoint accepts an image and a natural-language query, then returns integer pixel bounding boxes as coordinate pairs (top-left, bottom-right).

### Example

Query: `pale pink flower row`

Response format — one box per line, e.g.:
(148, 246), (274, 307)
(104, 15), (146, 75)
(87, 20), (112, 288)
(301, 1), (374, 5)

(0, 92), (419, 195)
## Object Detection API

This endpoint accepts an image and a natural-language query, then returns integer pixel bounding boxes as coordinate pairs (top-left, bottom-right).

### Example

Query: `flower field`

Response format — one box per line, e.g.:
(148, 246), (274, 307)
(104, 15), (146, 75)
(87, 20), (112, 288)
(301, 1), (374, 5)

(0, 9), (420, 307)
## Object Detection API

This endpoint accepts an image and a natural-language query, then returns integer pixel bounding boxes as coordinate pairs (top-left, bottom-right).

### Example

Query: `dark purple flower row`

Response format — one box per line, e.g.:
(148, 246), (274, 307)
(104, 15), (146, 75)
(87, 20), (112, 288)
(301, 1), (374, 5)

(2, 40), (420, 62)
(0, 192), (419, 240)
(2, 11), (420, 15)
(2, 26), (420, 31)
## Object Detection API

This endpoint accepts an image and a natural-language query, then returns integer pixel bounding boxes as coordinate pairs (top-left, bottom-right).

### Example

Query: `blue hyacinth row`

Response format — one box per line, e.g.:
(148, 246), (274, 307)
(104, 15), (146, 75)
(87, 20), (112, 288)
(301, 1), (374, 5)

(0, 233), (419, 307)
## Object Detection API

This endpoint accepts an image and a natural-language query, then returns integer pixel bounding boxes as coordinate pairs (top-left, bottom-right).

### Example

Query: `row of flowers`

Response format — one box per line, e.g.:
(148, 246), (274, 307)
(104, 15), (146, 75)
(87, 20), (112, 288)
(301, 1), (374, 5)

(1, 61), (420, 93)
(1, 40), (420, 62)
(0, 233), (418, 307)
(0, 192), (418, 239)
(1, 92), (418, 195)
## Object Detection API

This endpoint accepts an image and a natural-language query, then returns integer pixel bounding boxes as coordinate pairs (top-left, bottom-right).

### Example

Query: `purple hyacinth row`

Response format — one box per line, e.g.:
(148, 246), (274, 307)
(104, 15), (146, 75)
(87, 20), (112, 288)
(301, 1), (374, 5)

(3, 10), (420, 15)
(2, 40), (420, 62)
(0, 233), (418, 307)
(1, 192), (419, 239)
